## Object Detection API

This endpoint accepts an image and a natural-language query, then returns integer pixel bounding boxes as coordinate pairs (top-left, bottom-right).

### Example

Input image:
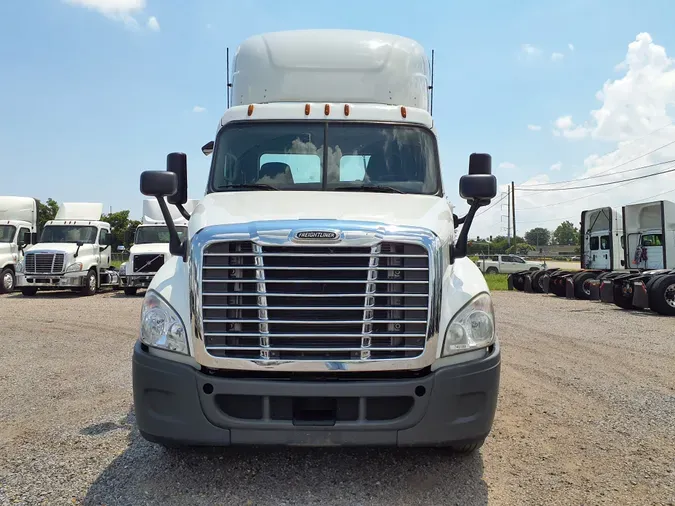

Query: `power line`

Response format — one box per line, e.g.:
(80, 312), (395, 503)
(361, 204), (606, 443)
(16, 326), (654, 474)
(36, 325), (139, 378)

(518, 177), (638, 210)
(475, 192), (509, 217)
(516, 164), (675, 192)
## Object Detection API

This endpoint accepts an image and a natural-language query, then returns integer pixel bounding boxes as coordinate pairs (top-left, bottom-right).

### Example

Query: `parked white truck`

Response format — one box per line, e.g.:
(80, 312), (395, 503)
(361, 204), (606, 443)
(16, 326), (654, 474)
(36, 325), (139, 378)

(132, 29), (500, 452)
(119, 198), (196, 295)
(0, 196), (39, 293)
(16, 202), (119, 296)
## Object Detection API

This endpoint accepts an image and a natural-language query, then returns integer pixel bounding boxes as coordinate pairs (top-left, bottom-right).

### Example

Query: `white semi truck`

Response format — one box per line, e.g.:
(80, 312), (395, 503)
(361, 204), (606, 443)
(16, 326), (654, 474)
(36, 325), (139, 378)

(16, 202), (120, 296)
(119, 198), (196, 295)
(132, 29), (500, 452)
(0, 196), (39, 293)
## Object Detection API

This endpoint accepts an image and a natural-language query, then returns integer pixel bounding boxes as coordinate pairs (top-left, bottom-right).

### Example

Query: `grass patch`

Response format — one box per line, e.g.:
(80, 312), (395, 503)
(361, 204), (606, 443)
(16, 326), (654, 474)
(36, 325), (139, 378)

(484, 273), (508, 291)
(110, 260), (123, 269)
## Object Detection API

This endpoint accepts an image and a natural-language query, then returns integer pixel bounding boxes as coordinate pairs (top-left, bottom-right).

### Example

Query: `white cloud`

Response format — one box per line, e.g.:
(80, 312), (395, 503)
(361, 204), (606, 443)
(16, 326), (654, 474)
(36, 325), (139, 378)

(520, 44), (542, 58)
(498, 162), (517, 170)
(147, 16), (160, 31)
(193, 106), (206, 113)
(528, 124), (542, 131)
(549, 162), (562, 171)
(470, 32), (675, 237)
(551, 52), (564, 62)
(63, 0), (158, 30)
(569, 43), (575, 51)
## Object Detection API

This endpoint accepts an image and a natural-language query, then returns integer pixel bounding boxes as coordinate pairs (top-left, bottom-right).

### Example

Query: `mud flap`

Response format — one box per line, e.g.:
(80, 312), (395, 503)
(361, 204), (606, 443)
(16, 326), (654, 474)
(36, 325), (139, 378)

(600, 280), (614, 303)
(524, 275), (533, 293)
(631, 281), (649, 309)
(565, 277), (575, 299)
(507, 274), (514, 291)
(588, 280), (601, 300)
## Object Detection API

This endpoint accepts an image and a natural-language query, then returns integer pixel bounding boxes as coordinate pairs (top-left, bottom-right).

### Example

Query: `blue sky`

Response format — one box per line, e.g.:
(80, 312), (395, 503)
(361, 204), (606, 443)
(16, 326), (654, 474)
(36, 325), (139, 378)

(2, 0), (675, 237)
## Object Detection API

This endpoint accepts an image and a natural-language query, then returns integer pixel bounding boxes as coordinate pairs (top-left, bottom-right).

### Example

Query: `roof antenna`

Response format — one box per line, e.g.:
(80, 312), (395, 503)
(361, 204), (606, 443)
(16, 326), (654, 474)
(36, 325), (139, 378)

(226, 47), (232, 109)
(429, 49), (435, 115)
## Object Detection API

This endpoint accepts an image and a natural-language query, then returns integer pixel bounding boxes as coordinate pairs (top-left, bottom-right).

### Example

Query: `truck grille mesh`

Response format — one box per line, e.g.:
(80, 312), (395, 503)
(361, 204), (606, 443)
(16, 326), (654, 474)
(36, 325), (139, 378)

(132, 254), (164, 273)
(201, 241), (430, 361)
(25, 253), (65, 274)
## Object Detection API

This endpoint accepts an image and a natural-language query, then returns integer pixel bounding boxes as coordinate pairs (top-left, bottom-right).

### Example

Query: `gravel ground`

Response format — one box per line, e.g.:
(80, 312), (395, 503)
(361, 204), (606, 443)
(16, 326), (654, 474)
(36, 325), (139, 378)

(0, 289), (673, 505)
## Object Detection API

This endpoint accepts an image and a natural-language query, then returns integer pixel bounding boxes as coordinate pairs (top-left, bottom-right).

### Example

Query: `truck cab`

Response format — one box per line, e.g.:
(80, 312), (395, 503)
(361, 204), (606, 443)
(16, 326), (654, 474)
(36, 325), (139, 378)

(132, 29), (499, 451)
(119, 199), (196, 295)
(581, 207), (624, 271)
(16, 202), (118, 296)
(0, 196), (39, 294)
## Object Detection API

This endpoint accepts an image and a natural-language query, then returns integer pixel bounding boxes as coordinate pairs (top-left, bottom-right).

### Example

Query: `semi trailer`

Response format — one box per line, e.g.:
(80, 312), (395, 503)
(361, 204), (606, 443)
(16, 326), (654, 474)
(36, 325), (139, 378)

(0, 196), (39, 293)
(16, 202), (120, 296)
(119, 198), (197, 295)
(132, 29), (501, 452)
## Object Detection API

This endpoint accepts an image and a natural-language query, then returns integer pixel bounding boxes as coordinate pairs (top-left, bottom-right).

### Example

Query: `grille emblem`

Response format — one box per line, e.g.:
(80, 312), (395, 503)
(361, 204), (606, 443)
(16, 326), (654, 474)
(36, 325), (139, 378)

(293, 230), (340, 241)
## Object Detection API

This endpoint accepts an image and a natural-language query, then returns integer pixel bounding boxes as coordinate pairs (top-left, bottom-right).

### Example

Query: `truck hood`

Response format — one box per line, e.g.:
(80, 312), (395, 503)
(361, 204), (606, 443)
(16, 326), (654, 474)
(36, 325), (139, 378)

(28, 243), (94, 256)
(189, 192), (455, 240)
(130, 243), (171, 256)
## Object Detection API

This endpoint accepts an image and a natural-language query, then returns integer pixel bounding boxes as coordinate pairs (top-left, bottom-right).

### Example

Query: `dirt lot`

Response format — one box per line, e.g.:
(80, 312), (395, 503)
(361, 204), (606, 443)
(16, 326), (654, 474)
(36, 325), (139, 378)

(0, 290), (673, 506)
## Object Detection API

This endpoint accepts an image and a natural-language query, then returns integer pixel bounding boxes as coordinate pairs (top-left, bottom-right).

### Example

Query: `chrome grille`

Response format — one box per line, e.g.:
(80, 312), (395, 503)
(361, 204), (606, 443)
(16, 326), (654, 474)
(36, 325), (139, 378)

(25, 253), (65, 274)
(201, 241), (430, 361)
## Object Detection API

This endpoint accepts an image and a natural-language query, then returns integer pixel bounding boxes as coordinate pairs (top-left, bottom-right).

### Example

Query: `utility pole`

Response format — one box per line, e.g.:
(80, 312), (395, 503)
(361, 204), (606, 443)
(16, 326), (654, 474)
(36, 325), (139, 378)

(511, 181), (516, 248)
(507, 186), (511, 246)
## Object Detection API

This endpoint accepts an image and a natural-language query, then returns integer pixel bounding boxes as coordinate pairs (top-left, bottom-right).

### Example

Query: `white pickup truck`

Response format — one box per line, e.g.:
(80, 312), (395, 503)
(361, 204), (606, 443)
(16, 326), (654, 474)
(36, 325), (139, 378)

(476, 254), (545, 274)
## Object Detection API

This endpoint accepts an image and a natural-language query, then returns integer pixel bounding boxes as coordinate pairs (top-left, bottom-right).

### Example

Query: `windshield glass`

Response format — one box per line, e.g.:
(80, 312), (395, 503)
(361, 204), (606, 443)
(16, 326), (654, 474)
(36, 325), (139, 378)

(0, 225), (16, 243)
(209, 122), (440, 195)
(41, 225), (98, 244)
(134, 225), (187, 244)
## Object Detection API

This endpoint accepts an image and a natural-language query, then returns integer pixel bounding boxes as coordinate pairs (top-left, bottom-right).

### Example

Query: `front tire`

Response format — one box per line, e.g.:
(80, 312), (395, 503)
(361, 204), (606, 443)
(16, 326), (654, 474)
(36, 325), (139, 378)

(449, 438), (486, 454)
(124, 287), (138, 296)
(1, 268), (15, 294)
(81, 269), (97, 296)
(21, 287), (38, 296)
(648, 274), (675, 316)
(485, 267), (498, 275)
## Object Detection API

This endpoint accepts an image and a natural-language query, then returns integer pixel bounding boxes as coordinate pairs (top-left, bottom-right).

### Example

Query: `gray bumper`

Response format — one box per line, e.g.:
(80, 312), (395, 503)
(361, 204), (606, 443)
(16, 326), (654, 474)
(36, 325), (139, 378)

(18, 273), (85, 288)
(120, 274), (154, 288)
(132, 341), (501, 448)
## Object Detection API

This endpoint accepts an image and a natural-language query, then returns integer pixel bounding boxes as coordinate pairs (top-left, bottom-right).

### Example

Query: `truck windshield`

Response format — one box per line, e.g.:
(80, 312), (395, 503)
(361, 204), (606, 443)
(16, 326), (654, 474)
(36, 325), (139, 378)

(0, 225), (16, 243)
(41, 225), (98, 244)
(134, 226), (187, 244)
(209, 122), (440, 195)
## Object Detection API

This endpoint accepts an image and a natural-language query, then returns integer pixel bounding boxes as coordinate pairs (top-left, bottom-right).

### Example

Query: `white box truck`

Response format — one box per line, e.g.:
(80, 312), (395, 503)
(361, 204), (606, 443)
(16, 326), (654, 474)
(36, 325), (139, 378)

(119, 198), (197, 295)
(16, 202), (119, 296)
(0, 196), (39, 293)
(132, 29), (500, 451)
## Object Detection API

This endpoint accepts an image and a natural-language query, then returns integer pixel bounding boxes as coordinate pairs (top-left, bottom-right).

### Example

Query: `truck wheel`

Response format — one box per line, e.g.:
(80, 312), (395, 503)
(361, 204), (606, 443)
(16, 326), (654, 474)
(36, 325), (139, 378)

(573, 272), (597, 300)
(449, 438), (485, 454)
(1, 268), (15, 294)
(124, 287), (138, 296)
(81, 269), (98, 296)
(21, 287), (38, 296)
(531, 270), (546, 293)
(485, 267), (498, 275)
(647, 274), (675, 316)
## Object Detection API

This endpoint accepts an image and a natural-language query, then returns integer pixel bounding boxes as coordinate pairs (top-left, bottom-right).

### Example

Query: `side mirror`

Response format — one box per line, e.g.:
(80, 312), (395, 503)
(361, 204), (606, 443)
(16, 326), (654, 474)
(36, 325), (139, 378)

(117, 245), (126, 252)
(140, 170), (178, 197)
(459, 174), (497, 203)
(201, 141), (214, 156)
(166, 152), (188, 205)
(18, 231), (30, 247)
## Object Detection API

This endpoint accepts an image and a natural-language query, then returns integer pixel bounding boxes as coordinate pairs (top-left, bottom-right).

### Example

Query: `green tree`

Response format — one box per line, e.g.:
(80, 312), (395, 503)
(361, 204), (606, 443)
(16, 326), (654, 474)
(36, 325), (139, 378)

(100, 210), (131, 249)
(524, 227), (551, 247)
(552, 220), (580, 246)
(36, 198), (59, 233)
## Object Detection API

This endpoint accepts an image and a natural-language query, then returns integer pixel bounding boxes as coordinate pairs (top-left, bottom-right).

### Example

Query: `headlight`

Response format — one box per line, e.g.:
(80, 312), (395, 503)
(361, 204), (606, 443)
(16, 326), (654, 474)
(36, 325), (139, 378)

(65, 262), (83, 273)
(140, 290), (188, 355)
(16, 262), (24, 273)
(442, 292), (495, 356)
(119, 262), (127, 274)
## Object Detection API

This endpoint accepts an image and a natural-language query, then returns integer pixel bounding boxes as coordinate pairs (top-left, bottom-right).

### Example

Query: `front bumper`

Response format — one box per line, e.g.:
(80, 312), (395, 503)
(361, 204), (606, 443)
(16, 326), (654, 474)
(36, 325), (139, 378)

(17, 272), (86, 288)
(119, 273), (155, 288)
(132, 341), (501, 448)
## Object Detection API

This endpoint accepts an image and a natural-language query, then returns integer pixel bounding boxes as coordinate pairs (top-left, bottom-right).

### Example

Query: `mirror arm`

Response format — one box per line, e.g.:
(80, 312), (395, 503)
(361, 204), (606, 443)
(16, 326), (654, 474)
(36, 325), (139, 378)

(451, 198), (490, 262)
(175, 203), (191, 221)
(156, 196), (186, 260)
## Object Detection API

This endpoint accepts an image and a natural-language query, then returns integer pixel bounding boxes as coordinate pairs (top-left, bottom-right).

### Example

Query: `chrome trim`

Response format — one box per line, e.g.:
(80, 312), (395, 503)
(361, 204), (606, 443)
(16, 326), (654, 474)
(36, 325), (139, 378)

(189, 220), (442, 372)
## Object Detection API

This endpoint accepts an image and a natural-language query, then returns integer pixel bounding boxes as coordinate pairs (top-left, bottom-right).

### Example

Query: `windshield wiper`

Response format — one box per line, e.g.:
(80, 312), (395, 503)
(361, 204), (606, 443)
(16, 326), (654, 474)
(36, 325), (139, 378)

(220, 183), (279, 191)
(333, 184), (404, 194)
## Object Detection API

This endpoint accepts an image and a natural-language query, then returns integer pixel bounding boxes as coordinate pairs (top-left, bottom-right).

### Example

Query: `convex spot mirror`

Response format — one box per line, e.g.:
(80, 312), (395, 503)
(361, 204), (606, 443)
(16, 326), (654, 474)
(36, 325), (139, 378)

(140, 171), (178, 197)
